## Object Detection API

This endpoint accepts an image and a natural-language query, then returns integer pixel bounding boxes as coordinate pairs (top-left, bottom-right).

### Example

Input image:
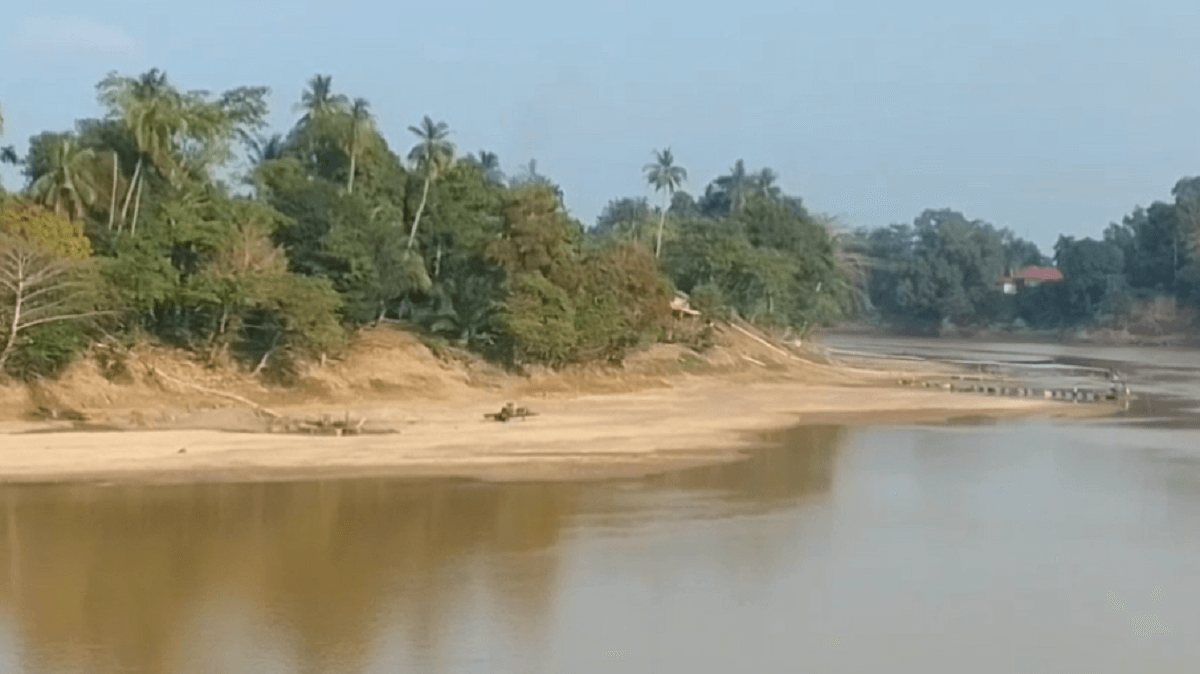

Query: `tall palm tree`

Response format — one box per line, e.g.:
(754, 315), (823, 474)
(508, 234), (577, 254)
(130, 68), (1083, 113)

(753, 167), (781, 201)
(290, 75), (350, 177)
(466, 150), (504, 185)
(0, 103), (15, 178)
(29, 137), (100, 222)
(406, 116), (454, 250)
(643, 148), (688, 257)
(714, 159), (752, 215)
(98, 69), (187, 234)
(344, 98), (373, 194)
(294, 75), (348, 129)
(247, 133), (287, 166)
(243, 132), (287, 195)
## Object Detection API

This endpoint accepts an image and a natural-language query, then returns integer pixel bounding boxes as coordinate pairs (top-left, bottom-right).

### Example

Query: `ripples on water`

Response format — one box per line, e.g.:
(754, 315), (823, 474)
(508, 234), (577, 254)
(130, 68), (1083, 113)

(1, 341), (1199, 673)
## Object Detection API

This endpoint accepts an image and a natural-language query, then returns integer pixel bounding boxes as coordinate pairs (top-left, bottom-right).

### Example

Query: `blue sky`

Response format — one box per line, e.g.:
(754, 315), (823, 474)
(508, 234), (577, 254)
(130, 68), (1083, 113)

(3, 0), (1199, 252)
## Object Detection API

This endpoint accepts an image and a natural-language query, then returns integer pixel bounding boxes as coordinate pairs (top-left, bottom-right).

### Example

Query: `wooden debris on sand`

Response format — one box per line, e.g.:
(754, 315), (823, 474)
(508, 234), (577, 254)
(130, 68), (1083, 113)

(267, 411), (374, 436)
(28, 406), (88, 422)
(484, 402), (538, 422)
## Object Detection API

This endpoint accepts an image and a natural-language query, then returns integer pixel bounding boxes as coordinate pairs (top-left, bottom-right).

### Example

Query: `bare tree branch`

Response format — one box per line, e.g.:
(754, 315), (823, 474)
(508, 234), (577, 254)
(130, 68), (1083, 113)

(0, 237), (111, 374)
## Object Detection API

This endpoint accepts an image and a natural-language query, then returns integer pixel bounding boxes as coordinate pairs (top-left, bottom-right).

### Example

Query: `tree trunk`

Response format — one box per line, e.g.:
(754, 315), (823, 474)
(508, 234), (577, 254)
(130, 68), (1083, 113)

(346, 129), (357, 195)
(0, 276), (23, 375)
(130, 171), (145, 237)
(119, 157), (142, 230)
(407, 175), (432, 250)
(252, 346), (277, 375)
(655, 193), (669, 258)
(252, 334), (280, 375)
(108, 152), (119, 230)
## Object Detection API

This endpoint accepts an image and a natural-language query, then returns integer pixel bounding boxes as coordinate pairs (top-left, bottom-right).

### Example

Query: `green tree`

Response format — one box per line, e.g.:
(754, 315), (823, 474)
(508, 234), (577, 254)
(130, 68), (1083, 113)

(294, 75), (348, 130)
(406, 115), (454, 250)
(287, 75), (350, 178)
(593, 197), (653, 242)
(248, 133), (287, 166)
(465, 150), (505, 185)
(1171, 177), (1200, 298)
(28, 136), (100, 222)
(344, 98), (374, 195)
(0, 200), (93, 259)
(663, 195), (847, 333)
(508, 159), (565, 204)
(703, 159), (753, 216)
(0, 102), (12, 184)
(1105, 202), (1178, 293)
(0, 204), (109, 375)
(1053, 236), (1126, 322)
(97, 69), (268, 234)
(643, 148), (687, 257)
(861, 209), (1013, 327)
(752, 167), (782, 201)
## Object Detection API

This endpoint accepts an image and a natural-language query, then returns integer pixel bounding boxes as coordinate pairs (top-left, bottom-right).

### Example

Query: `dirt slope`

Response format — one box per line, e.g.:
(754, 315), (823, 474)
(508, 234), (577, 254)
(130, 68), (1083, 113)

(0, 321), (882, 427)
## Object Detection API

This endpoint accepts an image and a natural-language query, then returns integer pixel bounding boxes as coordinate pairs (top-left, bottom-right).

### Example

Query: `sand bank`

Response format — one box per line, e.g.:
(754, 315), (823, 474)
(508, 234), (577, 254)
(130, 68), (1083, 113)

(0, 377), (1099, 485)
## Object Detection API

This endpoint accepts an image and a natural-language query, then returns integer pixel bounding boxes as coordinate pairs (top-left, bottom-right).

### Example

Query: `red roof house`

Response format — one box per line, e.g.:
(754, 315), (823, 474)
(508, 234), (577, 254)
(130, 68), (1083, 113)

(998, 266), (1064, 294)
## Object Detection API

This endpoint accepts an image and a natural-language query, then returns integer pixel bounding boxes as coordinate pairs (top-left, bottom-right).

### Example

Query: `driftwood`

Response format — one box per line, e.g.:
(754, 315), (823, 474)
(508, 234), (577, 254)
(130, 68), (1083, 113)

(727, 319), (804, 362)
(28, 406), (87, 422)
(268, 411), (374, 436)
(484, 402), (538, 422)
(144, 363), (282, 418)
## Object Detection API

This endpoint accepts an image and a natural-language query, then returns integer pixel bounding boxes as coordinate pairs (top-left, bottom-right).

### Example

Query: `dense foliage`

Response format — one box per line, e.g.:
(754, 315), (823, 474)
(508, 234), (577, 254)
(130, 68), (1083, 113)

(0, 72), (852, 379)
(855, 177), (1200, 332)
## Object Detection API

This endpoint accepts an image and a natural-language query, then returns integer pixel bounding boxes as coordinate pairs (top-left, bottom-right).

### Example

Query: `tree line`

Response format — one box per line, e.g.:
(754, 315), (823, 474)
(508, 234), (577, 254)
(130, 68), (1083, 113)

(851, 180), (1200, 333)
(0, 71), (850, 380)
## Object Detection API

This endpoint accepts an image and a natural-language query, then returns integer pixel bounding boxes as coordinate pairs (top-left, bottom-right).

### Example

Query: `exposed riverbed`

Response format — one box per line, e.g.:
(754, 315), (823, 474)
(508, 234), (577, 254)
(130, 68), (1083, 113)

(1, 337), (1197, 673)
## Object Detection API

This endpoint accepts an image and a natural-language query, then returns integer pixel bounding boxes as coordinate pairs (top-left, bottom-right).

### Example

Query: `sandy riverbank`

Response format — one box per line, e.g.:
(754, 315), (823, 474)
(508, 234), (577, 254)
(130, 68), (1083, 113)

(0, 325), (1107, 484)
(0, 380), (1095, 485)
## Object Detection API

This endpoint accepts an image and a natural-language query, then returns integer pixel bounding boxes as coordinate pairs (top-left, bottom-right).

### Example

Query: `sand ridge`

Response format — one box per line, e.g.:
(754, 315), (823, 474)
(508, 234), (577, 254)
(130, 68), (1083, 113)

(0, 324), (1102, 484)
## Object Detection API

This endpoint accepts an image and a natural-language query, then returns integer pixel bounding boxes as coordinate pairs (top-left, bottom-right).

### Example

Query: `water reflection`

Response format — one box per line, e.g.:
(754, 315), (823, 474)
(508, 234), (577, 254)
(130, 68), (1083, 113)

(650, 425), (841, 503)
(0, 425), (845, 674)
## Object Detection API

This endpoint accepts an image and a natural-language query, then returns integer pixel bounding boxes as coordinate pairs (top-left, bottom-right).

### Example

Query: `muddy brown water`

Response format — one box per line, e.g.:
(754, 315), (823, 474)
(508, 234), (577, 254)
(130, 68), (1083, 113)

(2, 338), (1199, 673)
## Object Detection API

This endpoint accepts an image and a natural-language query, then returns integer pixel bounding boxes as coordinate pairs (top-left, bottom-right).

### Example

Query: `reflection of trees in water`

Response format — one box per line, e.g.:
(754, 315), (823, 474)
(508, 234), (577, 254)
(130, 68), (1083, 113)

(0, 480), (579, 674)
(648, 424), (845, 504)
(0, 427), (844, 673)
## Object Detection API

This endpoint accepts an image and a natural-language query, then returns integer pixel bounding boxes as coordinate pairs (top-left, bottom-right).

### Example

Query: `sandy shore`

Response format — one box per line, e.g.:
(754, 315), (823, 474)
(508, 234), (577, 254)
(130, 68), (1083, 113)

(0, 378), (1101, 485)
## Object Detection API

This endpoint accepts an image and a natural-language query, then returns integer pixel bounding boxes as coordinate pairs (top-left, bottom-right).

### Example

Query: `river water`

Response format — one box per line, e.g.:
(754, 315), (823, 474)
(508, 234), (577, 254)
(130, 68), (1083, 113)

(1, 338), (1198, 673)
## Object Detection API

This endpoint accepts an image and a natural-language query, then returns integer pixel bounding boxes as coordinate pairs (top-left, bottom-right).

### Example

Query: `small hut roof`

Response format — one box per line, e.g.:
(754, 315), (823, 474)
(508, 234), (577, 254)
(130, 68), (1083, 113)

(1014, 266), (1064, 281)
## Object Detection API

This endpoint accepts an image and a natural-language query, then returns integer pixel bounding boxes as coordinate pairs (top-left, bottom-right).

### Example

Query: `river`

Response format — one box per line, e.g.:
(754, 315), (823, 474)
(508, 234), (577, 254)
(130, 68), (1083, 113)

(1, 337), (1198, 673)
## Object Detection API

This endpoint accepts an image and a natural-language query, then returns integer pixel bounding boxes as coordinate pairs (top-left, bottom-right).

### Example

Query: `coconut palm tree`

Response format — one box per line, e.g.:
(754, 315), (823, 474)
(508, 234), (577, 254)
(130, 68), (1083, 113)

(98, 69), (185, 234)
(714, 159), (752, 215)
(29, 137), (100, 222)
(294, 75), (348, 130)
(0, 103), (16, 178)
(643, 147), (688, 257)
(98, 70), (260, 232)
(466, 150), (504, 185)
(406, 116), (454, 250)
(753, 167), (782, 201)
(247, 133), (287, 166)
(344, 98), (373, 194)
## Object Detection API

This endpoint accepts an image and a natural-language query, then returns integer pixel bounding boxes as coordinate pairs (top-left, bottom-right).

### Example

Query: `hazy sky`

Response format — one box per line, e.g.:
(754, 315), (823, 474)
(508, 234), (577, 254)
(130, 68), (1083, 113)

(3, 0), (1199, 252)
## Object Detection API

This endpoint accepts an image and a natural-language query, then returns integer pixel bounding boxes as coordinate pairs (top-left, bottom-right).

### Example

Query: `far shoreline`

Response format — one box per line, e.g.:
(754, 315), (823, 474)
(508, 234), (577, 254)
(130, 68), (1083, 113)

(825, 322), (1200, 349)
